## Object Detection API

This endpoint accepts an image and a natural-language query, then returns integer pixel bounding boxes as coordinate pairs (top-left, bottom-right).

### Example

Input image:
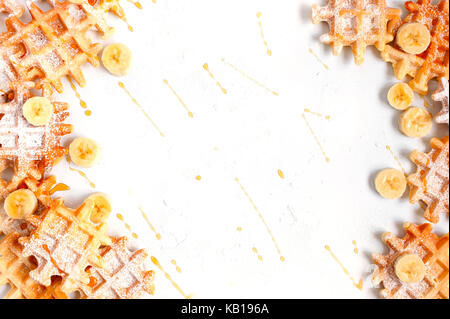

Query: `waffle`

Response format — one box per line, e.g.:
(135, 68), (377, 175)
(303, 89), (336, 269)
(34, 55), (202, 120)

(311, 0), (401, 65)
(0, 176), (57, 237)
(79, 236), (155, 299)
(18, 198), (111, 295)
(381, 0), (449, 95)
(408, 136), (449, 223)
(0, 82), (72, 199)
(0, 233), (54, 299)
(0, 0), (113, 94)
(373, 222), (449, 299)
(432, 77), (449, 125)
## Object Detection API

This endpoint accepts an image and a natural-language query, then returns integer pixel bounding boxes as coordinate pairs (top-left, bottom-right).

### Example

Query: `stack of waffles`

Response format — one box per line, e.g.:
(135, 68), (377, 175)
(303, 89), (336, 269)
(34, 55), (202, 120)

(312, 0), (449, 299)
(0, 0), (155, 299)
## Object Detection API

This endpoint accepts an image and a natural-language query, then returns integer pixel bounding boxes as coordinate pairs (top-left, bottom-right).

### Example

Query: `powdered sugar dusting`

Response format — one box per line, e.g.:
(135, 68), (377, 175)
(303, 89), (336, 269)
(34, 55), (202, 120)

(373, 223), (449, 299)
(408, 137), (449, 223)
(432, 77), (449, 125)
(312, 0), (401, 64)
(81, 237), (154, 299)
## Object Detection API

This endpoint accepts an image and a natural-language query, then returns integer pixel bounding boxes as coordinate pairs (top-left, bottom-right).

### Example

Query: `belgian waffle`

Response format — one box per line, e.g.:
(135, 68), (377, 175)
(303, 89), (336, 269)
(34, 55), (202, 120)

(19, 198), (111, 294)
(0, 233), (54, 299)
(80, 236), (155, 299)
(311, 0), (401, 65)
(0, 0), (113, 94)
(408, 136), (449, 223)
(0, 81), (72, 199)
(381, 0), (449, 94)
(373, 222), (449, 299)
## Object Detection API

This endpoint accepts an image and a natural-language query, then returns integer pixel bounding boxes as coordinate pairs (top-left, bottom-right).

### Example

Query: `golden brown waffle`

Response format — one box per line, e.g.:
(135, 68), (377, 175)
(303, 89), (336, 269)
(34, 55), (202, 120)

(311, 0), (401, 65)
(0, 82), (72, 199)
(381, 0), (449, 94)
(0, 176), (57, 237)
(0, 0), (113, 94)
(19, 198), (111, 295)
(372, 222), (449, 299)
(408, 136), (449, 223)
(0, 233), (54, 299)
(432, 77), (449, 125)
(79, 236), (154, 299)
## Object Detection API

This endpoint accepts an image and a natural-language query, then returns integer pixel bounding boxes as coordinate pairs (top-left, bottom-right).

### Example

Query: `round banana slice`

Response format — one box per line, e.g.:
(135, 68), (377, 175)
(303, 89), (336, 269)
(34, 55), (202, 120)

(101, 43), (133, 76)
(398, 107), (432, 138)
(22, 97), (54, 126)
(396, 23), (431, 55)
(85, 193), (112, 224)
(387, 83), (414, 110)
(4, 189), (38, 219)
(395, 254), (426, 283)
(375, 168), (407, 199)
(69, 137), (102, 168)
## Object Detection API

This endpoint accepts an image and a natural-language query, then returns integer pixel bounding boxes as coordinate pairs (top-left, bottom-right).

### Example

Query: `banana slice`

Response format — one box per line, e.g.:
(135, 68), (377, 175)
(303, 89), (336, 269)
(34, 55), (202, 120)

(398, 107), (432, 138)
(395, 254), (426, 283)
(22, 97), (54, 126)
(69, 137), (102, 168)
(387, 83), (414, 110)
(85, 193), (112, 224)
(101, 43), (133, 76)
(396, 23), (431, 55)
(4, 189), (38, 219)
(375, 168), (407, 199)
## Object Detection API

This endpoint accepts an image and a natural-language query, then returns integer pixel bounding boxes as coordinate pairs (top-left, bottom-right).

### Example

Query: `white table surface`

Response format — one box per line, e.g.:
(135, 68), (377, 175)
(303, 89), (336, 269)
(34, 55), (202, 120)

(1, 0), (448, 299)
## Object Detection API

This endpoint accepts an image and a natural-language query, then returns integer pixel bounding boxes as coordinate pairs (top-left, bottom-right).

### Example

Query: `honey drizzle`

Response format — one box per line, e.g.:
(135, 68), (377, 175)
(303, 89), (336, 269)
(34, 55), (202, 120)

(221, 58), (279, 96)
(325, 245), (363, 290)
(352, 240), (358, 255)
(302, 113), (330, 163)
(118, 82), (165, 137)
(386, 145), (406, 175)
(252, 247), (263, 261)
(67, 76), (92, 116)
(127, 0), (143, 9)
(308, 48), (329, 70)
(69, 167), (96, 188)
(203, 64), (227, 94)
(49, 183), (70, 195)
(116, 214), (139, 239)
(163, 79), (194, 118)
(304, 108), (331, 120)
(171, 259), (182, 273)
(256, 12), (272, 56)
(235, 178), (285, 262)
(151, 256), (190, 299)
(139, 207), (162, 240)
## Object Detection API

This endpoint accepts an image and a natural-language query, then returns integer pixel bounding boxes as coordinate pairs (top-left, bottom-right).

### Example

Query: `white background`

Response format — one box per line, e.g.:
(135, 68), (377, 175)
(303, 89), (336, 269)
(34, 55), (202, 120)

(1, 0), (449, 299)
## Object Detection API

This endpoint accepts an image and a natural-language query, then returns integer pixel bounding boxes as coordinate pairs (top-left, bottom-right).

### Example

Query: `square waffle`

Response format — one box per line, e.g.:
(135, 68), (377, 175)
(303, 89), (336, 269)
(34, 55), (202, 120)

(19, 198), (111, 294)
(408, 136), (449, 223)
(373, 222), (449, 299)
(0, 0), (113, 94)
(80, 236), (155, 299)
(311, 0), (401, 65)
(0, 82), (72, 199)
(0, 233), (54, 299)
(381, 0), (449, 94)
